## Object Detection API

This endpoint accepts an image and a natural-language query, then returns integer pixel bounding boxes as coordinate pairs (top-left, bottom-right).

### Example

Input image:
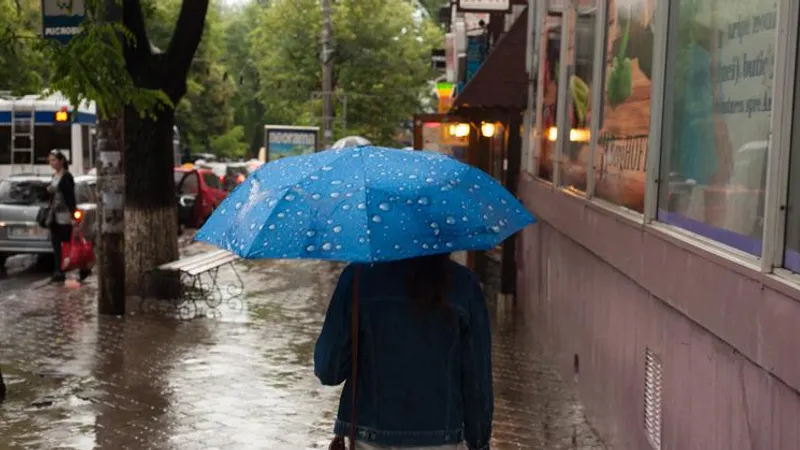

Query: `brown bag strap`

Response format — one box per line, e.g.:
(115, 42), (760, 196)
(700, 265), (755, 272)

(349, 267), (360, 450)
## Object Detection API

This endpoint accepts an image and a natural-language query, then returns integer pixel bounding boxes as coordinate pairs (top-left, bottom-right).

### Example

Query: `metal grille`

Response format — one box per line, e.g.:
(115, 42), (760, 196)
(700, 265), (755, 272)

(644, 348), (663, 450)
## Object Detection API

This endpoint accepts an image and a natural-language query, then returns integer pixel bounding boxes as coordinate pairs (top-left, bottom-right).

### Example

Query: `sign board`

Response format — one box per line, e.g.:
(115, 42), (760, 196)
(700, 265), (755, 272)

(41, 0), (86, 45)
(465, 36), (487, 83)
(263, 125), (319, 162)
(457, 0), (511, 12)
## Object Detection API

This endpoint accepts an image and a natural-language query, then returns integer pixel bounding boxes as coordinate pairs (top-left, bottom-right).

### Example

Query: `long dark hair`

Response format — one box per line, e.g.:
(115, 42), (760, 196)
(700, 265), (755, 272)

(50, 150), (69, 171)
(405, 253), (452, 314)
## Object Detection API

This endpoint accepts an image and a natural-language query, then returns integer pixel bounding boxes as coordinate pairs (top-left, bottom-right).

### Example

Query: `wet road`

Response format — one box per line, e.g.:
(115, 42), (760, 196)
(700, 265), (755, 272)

(0, 243), (605, 450)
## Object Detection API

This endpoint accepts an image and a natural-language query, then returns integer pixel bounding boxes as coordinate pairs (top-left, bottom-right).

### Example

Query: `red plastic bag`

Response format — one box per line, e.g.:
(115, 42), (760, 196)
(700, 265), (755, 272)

(61, 228), (95, 272)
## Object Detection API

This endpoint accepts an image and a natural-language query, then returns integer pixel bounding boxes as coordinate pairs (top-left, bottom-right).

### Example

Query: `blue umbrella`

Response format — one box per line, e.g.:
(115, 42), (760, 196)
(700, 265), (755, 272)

(195, 146), (535, 262)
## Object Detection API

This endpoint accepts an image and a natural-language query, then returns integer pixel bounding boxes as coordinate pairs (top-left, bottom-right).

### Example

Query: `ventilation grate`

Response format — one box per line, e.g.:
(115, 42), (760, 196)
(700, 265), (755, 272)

(644, 348), (663, 450)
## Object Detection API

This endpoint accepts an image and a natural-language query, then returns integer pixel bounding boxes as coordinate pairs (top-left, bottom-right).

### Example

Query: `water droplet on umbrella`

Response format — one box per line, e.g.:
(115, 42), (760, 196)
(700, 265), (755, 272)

(417, 196), (430, 206)
(446, 216), (456, 225)
(277, 212), (286, 219)
(426, 177), (435, 183)
(306, 244), (317, 252)
(357, 203), (367, 210)
(500, 199), (508, 204)
(333, 226), (343, 233)
(430, 222), (439, 228)
(268, 199), (278, 207)
(322, 166), (334, 171)
(343, 204), (352, 210)
(462, 216), (469, 222)
(422, 243), (430, 249)
(284, 194), (295, 201)
(235, 202), (242, 209)
(268, 224), (276, 230)
(310, 175), (320, 180)
(409, 174), (418, 179)
(445, 242), (453, 248)
(372, 215), (382, 223)
(330, 192), (341, 198)
(394, 244), (401, 250)
(322, 242), (332, 251)
(331, 180), (342, 185)
(490, 225), (500, 233)
(306, 230), (316, 237)
(378, 203), (391, 211)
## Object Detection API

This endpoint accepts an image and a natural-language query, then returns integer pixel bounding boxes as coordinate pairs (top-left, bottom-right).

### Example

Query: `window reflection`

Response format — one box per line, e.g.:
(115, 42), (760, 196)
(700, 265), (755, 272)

(535, 18), (562, 181)
(560, 4), (598, 191)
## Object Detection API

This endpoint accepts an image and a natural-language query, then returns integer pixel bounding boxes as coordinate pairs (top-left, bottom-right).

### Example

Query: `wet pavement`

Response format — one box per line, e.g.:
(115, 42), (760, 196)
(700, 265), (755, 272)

(0, 241), (605, 450)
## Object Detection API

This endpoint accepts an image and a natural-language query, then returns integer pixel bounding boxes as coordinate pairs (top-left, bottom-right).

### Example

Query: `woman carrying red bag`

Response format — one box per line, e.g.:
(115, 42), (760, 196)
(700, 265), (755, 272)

(46, 150), (91, 283)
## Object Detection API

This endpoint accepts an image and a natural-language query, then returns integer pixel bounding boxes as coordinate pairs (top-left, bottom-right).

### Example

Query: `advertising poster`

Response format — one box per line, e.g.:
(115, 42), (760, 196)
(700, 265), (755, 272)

(263, 126), (319, 162)
(594, 0), (657, 212)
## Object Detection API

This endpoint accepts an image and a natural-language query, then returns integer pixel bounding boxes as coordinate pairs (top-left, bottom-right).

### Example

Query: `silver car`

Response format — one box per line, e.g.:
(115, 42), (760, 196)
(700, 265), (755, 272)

(0, 174), (98, 270)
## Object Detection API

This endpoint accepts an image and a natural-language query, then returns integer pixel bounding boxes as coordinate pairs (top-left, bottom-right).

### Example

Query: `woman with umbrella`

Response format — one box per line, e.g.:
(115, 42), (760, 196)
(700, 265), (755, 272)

(196, 146), (534, 450)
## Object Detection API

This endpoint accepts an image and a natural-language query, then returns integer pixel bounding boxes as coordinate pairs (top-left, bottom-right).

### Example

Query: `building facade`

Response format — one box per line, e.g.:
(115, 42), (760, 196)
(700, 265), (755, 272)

(519, 0), (800, 448)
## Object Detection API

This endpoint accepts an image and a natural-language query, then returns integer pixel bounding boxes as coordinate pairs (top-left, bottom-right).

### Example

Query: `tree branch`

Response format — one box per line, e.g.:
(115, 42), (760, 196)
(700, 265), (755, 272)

(122, 0), (152, 64)
(166, 0), (210, 79)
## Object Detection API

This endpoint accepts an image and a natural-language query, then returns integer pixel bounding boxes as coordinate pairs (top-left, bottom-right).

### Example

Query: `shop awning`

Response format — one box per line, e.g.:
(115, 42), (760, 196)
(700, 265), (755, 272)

(451, 9), (528, 112)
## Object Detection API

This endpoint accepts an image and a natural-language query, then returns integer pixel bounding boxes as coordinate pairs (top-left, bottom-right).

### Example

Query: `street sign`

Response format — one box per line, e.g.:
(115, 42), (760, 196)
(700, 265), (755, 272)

(41, 0), (86, 45)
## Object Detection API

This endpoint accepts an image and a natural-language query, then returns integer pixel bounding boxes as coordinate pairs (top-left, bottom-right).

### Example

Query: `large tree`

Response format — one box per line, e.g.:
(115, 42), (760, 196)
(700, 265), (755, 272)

(251, 0), (442, 145)
(121, 0), (210, 295)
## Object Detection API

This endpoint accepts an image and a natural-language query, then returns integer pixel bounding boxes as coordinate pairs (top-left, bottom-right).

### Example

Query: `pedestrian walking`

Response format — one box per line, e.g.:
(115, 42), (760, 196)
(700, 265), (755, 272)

(315, 255), (493, 450)
(195, 145), (535, 450)
(46, 150), (90, 283)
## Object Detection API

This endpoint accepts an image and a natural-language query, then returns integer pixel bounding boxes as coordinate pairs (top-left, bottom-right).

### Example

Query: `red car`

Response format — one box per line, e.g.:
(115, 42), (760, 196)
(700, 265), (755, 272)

(175, 167), (228, 228)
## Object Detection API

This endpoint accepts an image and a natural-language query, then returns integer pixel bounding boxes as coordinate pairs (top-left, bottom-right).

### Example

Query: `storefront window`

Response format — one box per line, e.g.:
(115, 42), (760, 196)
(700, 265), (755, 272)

(559, 3), (598, 192)
(595, 0), (656, 213)
(534, 17), (562, 181)
(657, 0), (776, 256)
(783, 28), (800, 271)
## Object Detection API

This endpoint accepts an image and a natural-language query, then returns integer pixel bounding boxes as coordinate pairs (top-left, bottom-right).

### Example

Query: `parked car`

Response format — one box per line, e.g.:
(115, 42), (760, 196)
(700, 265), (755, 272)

(174, 167), (227, 228)
(0, 174), (98, 270)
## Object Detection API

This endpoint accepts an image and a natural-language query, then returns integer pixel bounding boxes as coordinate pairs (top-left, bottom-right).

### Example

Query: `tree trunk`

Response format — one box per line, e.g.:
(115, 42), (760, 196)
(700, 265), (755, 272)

(124, 107), (180, 298)
(119, 0), (209, 299)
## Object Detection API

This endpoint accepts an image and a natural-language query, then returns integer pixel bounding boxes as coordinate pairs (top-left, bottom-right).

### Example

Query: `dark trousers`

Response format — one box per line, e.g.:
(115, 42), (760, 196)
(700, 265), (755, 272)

(50, 224), (72, 274)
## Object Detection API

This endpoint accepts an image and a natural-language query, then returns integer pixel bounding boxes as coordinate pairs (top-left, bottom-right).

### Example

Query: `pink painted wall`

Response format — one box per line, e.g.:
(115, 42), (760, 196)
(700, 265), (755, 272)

(517, 174), (800, 450)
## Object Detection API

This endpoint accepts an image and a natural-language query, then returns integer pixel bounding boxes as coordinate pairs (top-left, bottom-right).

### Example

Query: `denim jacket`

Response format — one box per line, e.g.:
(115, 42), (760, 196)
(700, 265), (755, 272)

(314, 261), (493, 449)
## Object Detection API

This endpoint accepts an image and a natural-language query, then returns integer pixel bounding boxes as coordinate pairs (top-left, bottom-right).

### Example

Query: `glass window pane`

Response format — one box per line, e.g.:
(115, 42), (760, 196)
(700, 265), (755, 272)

(0, 126), (10, 165)
(658, 0), (776, 256)
(595, 0), (657, 213)
(783, 21), (800, 271)
(559, 5), (599, 192)
(34, 126), (72, 165)
(534, 16), (562, 181)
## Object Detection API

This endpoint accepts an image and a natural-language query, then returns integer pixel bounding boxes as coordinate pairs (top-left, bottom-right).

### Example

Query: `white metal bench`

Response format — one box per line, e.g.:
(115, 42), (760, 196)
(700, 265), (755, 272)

(141, 249), (244, 319)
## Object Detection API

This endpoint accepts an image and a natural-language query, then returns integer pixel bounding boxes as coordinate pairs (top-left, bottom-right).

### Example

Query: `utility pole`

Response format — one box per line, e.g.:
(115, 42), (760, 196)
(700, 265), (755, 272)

(321, 0), (334, 147)
(97, 0), (126, 315)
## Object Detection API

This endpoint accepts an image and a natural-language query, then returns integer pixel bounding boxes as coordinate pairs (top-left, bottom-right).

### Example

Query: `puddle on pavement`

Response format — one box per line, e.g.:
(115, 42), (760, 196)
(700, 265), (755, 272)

(1, 245), (606, 449)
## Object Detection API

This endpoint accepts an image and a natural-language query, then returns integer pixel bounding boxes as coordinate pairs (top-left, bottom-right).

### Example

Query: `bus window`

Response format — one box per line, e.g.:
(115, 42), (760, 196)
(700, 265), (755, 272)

(0, 126), (10, 164)
(34, 126), (72, 165)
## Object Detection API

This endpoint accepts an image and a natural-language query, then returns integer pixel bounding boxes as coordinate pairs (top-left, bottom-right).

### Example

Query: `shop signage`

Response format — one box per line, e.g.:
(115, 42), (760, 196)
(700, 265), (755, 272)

(457, 0), (511, 13)
(431, 49), (446, 71)
(464, 13), (490, 33)
(41, 0), (86, 45)
(263, 126), (319, 162)
(436, 82), (455, 113)
(465, 36), (487, 83)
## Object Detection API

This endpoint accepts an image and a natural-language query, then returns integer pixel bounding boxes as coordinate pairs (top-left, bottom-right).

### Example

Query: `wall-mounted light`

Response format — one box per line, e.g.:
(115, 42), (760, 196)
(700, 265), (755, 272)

(545, 127), (590, 143)
(480, 122), (496, 137)
(451, 123), (470, 138)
